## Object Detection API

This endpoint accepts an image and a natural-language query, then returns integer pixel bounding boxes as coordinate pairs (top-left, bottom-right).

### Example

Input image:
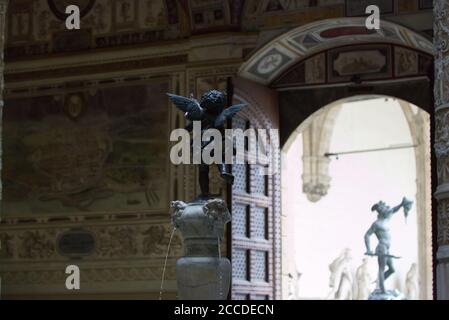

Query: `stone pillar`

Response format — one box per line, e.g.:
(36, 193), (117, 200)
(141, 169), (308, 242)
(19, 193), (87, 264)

(0, 0), (7, 299)
(301, 105), (341, 202)
(400, 101), (433, 300)
(0, 0), (7, 207)
(434, 0), (449, 300)
(0, 0), (6, 301)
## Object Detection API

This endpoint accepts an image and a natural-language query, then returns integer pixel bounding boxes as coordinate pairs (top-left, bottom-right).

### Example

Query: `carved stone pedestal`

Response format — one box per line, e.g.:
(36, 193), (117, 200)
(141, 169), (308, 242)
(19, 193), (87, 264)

(171, 199), (231, 300)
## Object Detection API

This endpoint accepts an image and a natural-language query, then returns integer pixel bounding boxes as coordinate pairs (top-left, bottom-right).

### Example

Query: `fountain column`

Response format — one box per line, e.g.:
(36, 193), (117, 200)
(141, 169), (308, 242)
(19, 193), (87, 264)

(171, 199), (231, 300)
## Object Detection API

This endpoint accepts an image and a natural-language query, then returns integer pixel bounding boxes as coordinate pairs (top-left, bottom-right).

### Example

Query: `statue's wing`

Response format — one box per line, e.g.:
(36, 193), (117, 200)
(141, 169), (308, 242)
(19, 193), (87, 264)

(214, 104), (247, 127)
(166, 93), (201, 113)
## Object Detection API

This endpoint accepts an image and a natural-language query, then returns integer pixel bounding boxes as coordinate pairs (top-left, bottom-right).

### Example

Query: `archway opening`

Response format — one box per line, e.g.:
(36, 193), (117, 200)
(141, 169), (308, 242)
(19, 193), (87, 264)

(281, 95), (432, 300)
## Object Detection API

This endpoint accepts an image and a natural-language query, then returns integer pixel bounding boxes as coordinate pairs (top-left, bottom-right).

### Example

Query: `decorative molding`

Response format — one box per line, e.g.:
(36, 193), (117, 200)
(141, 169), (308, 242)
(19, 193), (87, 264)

(0, 222), (182, 261)
(1, 265), (177, 285)
(5, 55), (188, 82)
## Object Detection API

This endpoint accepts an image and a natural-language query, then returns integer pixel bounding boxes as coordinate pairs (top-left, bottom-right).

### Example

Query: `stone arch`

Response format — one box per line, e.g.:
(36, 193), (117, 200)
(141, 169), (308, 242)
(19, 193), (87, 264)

(280, 95), (432, 299)
(281, 95), (433, 299)
(236, 17), (437, 299)
(239, 18), (433, 86)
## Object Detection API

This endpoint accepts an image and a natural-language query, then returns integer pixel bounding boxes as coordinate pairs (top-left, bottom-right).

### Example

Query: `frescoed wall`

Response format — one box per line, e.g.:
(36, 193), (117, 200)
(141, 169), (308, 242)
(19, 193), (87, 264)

(3, 81), (170, 217)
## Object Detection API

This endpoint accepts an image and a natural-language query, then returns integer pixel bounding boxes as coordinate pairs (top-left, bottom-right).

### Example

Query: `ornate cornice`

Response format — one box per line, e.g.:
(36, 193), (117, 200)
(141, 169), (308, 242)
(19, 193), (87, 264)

(5, 55), (188, 83)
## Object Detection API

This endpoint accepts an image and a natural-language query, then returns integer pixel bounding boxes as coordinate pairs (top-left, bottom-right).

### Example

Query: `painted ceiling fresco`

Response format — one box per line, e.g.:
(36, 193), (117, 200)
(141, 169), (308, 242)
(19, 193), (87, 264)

(239, 18), (434, 85)
(6, 0), (432, 59)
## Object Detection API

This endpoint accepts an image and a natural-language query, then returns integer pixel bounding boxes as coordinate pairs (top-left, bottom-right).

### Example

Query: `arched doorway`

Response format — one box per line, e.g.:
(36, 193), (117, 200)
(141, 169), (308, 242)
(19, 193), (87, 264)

(234, 17), (435, 300)
(281, 96), (432, 300)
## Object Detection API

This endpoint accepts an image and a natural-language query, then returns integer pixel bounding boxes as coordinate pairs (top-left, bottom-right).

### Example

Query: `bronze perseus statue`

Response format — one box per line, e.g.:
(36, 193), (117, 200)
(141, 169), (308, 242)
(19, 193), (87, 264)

(364, 197), (413, 299)
(167, 90), (246, 200)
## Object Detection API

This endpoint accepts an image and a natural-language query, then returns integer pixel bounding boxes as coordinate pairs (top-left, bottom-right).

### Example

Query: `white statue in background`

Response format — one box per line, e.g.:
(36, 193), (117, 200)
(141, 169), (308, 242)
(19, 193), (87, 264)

(287, 271), (302, 300)
(327, 249), (353, 300)
(405, 263), (419, 300)
(355, 258), (372, 300)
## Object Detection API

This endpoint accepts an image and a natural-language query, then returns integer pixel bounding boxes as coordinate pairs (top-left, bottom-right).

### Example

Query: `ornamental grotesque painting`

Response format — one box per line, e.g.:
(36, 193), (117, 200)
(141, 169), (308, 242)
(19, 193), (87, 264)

(2, 81), (170, 216)
(47, 0), (96, 20)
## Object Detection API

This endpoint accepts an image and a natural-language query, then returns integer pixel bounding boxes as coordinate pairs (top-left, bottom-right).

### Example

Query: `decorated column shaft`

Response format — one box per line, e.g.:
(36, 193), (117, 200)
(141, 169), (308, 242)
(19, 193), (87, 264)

(434, 0), (449, 300)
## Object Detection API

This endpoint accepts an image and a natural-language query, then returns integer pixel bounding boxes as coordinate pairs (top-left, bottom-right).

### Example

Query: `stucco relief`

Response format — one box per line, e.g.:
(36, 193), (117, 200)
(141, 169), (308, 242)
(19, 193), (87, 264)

(436, 110), (449, 150)
(0, 222), (183, 261)
(435, 110), (449, 185)
(438, 200), (449, 246)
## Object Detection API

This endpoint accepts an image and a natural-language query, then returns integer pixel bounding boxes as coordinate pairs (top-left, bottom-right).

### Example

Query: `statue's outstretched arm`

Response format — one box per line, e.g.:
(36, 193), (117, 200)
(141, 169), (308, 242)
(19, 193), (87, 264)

(391, 202), (403, 214)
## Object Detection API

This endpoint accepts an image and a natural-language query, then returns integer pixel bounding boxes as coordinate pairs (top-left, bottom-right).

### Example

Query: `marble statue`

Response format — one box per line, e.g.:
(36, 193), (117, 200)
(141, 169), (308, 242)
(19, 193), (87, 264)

(355, 258), (372, 300)
(287, 271), (302, 300)
(167, 90), (246, 200)
(327, 249), (353, 300)
(405, 263), (418, 300)
(364, 197), (413, 299)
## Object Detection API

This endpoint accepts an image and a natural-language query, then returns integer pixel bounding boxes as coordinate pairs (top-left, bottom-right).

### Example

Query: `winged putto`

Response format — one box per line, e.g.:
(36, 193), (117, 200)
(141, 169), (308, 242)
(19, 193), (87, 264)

(167, 90), (247, 200)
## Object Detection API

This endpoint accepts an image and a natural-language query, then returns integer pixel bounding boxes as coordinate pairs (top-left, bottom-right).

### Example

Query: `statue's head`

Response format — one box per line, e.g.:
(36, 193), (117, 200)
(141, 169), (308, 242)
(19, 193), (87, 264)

(200, 90), (226, 114)
(371, 201), (389, 217)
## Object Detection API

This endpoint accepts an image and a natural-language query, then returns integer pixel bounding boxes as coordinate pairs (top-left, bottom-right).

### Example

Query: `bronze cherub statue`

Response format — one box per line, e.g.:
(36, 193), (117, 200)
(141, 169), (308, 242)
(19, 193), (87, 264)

(167, 90), (246, 200)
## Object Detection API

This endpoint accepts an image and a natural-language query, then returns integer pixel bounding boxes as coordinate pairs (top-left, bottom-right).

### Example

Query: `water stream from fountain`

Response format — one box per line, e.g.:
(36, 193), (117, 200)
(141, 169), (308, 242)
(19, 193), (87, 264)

(218, 236), (223, 299)
(159, 227), (177, 300)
